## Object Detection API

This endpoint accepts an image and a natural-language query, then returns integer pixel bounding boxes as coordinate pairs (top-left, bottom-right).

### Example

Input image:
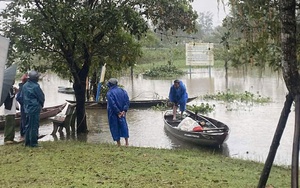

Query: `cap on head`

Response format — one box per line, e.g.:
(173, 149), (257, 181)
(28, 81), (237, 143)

(28, 70), (40, 81)
(174, 79), (180, 84)
(107, 78), (118, 87)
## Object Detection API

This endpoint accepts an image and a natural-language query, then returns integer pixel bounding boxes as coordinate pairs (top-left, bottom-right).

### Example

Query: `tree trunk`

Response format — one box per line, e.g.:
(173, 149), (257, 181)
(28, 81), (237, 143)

(74, 82), (88, 134)
(73, 63), (89, 134)
(292, 95), (300, 187)
(224, 59), (228, 90)
(280, 0), (300, 94)
(280, 0), (300, 187)
(257, 93), (293, 188)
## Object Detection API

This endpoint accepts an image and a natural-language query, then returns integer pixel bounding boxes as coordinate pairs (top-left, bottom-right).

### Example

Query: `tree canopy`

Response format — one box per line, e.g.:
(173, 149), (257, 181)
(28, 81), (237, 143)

(218, 1), (281, 69)
(0, 0), (198, 133)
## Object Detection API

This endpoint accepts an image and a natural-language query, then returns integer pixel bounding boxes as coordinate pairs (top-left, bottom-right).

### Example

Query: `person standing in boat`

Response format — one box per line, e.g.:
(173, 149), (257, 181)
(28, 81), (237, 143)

(22, 70), (45, 147)
(169, 79), (188, 120)
(106, 78), (130, 146)
(3, 85), (19, 144)
(16, 73), (28, 141)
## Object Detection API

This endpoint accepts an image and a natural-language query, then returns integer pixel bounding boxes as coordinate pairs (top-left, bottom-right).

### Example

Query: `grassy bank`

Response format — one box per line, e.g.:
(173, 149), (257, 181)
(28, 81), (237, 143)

(0, 141), (290, 188)
(133, 59), (225, 75)
(133, 47), (225, 75)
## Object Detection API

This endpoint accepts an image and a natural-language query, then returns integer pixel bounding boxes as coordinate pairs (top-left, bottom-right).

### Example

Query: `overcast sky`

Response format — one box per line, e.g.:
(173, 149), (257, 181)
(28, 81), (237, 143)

(0, 1), (229, 26)
(192, 0), (229, 26)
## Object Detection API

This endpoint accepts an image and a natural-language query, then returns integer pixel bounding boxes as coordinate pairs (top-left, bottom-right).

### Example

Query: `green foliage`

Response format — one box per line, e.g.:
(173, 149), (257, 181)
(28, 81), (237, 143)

(133, 49), (225, 75)
(151, 103), (170, 111)
(0, 0), (198, 78)
(0, 0), (198, 132)
(203, 90), (271, 104)
(99, 84), (109, 102)
(138, 46), (186, 65)
(143, 64), (185, 77)
(187, 103), (215, 114)
(96, 84), (126, 102)
(151, 101), (216, 114)
(221, 1), (283, 70)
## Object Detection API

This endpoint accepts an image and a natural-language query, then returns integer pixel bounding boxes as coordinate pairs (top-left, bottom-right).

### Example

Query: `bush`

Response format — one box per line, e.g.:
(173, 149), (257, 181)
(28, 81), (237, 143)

(143, 63), (184, 77)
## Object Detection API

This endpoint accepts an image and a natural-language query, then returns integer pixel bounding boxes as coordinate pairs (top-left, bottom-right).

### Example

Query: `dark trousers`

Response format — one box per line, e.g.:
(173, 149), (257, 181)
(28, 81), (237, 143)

(20, 107), (26, 137)
(25, 113), (40, 147)
(4, 114), (15, 142)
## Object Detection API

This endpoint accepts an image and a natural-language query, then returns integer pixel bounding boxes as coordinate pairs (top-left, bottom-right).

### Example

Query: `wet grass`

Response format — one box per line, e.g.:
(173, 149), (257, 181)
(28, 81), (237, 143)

(0, 141), (290, 188)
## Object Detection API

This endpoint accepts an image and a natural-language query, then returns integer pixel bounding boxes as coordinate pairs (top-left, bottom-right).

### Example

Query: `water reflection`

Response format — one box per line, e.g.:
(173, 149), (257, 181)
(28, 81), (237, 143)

(0, 68), (295, 167)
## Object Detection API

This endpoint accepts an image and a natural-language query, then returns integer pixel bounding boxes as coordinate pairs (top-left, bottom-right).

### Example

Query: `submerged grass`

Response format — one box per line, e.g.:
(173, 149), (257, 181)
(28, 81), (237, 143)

(0, 141), (290, 188)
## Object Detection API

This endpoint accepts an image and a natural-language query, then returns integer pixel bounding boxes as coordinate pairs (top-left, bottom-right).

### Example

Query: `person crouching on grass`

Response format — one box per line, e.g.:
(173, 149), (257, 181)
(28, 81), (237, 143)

(106, 78), (130, 146)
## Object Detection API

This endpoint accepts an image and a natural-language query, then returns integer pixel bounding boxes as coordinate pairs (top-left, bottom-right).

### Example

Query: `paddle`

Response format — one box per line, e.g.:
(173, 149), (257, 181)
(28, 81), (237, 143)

(13, 134), (47, 144)
(202, 128), (228, 133)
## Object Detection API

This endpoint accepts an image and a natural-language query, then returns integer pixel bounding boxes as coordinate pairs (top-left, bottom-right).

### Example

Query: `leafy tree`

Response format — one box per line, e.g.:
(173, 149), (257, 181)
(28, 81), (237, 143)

(221, 0), (282, 70)
(197, 11), (213, 36)
(0, 0), (198, 134)
(226, 0), (300, 187)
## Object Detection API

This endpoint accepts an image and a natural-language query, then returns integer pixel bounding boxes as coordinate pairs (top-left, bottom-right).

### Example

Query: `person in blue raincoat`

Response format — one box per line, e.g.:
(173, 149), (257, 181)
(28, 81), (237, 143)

(169, 79), (188, 120)
(22, 70), (45, 147)
(106, 78), (130, 146)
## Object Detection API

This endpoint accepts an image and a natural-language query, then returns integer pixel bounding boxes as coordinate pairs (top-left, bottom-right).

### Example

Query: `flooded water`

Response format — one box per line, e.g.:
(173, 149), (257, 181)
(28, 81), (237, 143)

(0, 68), (295, 167)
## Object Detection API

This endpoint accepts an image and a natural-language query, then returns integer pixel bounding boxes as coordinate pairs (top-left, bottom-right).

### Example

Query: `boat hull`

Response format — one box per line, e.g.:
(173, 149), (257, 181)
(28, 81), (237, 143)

(163, 110), (229, 147)
(0, 103), (67, 130)
(58, 87), (74, 94)
(66, 97), (197, 109)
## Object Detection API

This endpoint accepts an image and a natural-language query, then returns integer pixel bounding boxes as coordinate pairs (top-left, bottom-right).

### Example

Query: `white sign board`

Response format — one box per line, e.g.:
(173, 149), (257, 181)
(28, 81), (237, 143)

(186, 42), (214, 66)
(0, 36), (10, 100)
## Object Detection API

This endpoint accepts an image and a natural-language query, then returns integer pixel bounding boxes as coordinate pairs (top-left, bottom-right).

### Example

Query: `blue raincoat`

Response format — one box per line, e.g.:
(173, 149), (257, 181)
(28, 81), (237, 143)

(106, 85), (130, 141)
(169, 81), (188, 111)
(22, 80), (45, 147)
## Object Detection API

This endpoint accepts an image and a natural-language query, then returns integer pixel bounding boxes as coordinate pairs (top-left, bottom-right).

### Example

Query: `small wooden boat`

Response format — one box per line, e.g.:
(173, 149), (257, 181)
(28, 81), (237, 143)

(163, 109), (230, 147)
(66, 97), (197, 109)
(0, 103), (67, 130)
(58, 86), (74, 94)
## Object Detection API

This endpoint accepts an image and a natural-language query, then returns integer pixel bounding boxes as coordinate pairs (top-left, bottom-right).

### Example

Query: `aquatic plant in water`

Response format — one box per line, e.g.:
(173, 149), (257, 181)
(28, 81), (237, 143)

(151, 101), (171, 111)
(152, 100), (215, 115)
(203, 90), (271, 104)
(187, 103), (215, 115)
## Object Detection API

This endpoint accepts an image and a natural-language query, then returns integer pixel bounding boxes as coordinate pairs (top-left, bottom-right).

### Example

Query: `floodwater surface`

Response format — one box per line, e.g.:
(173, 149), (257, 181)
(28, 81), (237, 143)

(0, 68), (294, 166)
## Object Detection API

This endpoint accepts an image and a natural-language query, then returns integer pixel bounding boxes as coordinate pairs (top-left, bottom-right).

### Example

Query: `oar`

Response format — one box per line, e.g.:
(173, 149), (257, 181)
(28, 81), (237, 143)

(202, 128), (228, 133)
(87, 103), (99, 107)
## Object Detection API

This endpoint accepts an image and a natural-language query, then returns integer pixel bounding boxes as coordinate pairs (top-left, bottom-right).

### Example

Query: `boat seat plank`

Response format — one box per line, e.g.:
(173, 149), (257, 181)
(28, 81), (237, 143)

(50, 103), (76, 135)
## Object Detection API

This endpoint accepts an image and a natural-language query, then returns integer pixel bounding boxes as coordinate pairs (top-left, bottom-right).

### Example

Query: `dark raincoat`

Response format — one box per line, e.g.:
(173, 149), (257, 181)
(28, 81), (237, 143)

(106, 85), (130, 141)
(22, 80), (45, 147)
(16, 83), (26, 137)
(169, 81), (188, 111)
